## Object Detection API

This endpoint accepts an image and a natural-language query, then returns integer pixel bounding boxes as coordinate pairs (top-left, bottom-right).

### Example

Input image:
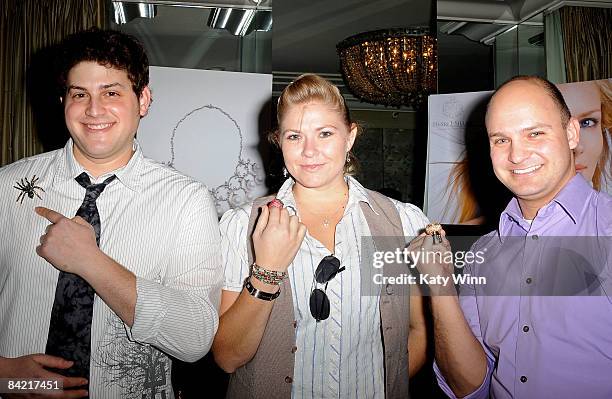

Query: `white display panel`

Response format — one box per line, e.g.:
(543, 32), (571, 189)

(138, 66), (272, 216)
(425, 91), (492, 224)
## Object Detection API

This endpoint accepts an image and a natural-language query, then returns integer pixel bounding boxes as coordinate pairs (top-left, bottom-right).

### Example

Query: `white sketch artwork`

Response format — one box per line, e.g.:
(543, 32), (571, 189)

(138, 67), (271, 215)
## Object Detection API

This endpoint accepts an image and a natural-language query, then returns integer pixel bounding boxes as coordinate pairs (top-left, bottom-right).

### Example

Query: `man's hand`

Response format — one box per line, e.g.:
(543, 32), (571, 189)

(35, 207), (100, 275)
(407, 230), (456, 295)
(0, 354), (88, 398)
(35, 207), (137, 326)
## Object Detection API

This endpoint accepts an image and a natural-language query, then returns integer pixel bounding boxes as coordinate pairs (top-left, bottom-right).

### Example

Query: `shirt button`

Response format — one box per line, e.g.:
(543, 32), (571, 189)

(523, 325), (530, 332)
(526, 277), (533, 284)
(532, 235), (539, 240)
(291, 346), (298, 353)
(520, 376), (528, 383)
(285, 376), (293, 383)
(292, 321), (297, 328)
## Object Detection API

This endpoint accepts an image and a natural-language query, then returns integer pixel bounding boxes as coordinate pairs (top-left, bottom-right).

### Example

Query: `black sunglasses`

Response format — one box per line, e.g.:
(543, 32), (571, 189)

(309, 255), (345, 322)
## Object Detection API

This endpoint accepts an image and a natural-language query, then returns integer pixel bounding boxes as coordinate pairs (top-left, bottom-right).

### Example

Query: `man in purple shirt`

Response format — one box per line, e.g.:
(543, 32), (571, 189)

(414, 76), (612, 398)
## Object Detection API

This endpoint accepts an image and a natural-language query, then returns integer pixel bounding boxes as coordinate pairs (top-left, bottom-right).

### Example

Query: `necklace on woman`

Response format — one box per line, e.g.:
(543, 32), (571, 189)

(320, 202), (346, 228)
(297, 190), (349, 228)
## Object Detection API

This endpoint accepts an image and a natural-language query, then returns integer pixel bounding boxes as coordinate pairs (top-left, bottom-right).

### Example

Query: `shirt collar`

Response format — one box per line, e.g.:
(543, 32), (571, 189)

(275, 177), (298, 211)
(274, 175), (377, 215)
(551, 173), (592, 223)
(498, 197), (525, 237)
(52, 139), (144, 192)
(345, 175), (377, 213)
(498, 173), (593, 237)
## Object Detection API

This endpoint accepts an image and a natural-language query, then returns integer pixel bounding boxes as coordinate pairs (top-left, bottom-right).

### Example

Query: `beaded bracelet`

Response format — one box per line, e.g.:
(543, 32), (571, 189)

(251, 263), (287, 285)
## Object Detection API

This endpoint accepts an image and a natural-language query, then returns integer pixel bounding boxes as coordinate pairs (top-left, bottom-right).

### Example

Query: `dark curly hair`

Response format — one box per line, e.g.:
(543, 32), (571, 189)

(58, 28), (149, 97)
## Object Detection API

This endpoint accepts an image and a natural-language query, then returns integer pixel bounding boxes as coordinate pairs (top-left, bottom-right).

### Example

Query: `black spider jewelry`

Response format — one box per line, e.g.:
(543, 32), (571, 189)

(14, 175), (45, 204)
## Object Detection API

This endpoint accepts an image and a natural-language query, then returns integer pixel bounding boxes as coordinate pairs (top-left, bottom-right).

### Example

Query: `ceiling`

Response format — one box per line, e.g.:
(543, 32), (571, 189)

(116, 0), (611, 107)
(270, 0), (611, 107)
(439, 0), (611, 23)
(438, 0), (611, 44)
(271, 0), (612, 73)
(117, 0), (612, 65)
(272, 0), (432, 72)
(120, 0), (272, 9)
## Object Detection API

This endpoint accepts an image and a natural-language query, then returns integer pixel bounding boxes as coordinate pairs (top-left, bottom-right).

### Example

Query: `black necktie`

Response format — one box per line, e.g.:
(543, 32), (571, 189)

(45, 172), (116, 380)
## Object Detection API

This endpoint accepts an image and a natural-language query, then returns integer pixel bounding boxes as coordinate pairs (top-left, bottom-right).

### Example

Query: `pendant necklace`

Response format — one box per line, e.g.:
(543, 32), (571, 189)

(322, 205), (345, 228)
(300, 191), (348, 229)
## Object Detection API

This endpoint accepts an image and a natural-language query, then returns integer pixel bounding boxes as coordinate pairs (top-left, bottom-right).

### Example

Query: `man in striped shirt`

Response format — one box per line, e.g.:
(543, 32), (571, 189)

(0, 29), (221, 398)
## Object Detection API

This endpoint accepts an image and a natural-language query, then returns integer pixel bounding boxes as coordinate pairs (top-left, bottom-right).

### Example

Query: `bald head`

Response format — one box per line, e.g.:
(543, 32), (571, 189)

(485, 75), (581, 219)
(488, 76), (571, 129)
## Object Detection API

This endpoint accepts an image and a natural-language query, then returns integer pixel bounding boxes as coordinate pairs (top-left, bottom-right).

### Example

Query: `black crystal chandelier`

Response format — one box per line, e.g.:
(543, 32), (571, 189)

(337, 27), (437, 108)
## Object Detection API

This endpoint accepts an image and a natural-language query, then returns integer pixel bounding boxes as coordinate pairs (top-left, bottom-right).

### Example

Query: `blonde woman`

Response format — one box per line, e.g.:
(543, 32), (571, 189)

(212, 74), (428, 399)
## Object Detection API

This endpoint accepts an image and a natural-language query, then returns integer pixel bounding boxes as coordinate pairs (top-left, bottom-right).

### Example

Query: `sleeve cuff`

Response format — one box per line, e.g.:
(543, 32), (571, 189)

(223, 283), (243, 292)
(125, 277), (164, 342)
(433, 360), (492, 399)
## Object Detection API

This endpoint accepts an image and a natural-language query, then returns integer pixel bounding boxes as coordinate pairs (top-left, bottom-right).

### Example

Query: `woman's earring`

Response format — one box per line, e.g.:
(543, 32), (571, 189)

(346, 152), (351, 164)
(283, 167), (288, 178)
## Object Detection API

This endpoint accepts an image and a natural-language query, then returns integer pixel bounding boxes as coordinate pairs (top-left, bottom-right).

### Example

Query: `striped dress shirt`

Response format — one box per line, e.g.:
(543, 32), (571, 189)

(220, 176), (428, 399)
(0, 140), (222, 399)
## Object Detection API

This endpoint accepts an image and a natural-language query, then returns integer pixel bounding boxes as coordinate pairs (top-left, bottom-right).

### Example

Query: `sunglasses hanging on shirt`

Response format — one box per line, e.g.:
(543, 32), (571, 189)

(309, 255), (345, 322)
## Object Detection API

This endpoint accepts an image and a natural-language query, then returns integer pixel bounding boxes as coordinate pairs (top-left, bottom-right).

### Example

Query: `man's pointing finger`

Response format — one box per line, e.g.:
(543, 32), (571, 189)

(35, 206), (66, 224)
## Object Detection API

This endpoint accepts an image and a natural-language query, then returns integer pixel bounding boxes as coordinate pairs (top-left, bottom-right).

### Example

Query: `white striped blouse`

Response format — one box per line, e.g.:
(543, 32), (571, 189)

(220, 176), (428, 399)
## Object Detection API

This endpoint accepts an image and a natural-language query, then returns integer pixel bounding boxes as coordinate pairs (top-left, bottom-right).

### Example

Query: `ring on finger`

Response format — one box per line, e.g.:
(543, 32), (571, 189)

(267, 199), (284, 209)
(432, 232), (442, 244)
(425, 222), (443, 244)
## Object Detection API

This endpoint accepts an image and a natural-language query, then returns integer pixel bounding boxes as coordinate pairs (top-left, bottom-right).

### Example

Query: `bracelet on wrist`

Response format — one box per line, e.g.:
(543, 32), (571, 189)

(251, 262), (287, 285)
(244, 277), (281, 301)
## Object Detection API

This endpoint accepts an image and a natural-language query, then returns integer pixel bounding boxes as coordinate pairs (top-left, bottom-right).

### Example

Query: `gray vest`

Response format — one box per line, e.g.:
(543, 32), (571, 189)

(226, 189), (410, 399)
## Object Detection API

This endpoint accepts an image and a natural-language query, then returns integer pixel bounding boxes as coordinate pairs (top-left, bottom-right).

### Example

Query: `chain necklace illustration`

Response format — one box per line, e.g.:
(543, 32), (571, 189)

(168, 104), (263, 214)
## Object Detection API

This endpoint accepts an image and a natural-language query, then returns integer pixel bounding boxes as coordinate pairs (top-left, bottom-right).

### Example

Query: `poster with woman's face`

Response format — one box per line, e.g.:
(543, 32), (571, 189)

(425, 78), (612, 226)
(558, 80), (611, 193)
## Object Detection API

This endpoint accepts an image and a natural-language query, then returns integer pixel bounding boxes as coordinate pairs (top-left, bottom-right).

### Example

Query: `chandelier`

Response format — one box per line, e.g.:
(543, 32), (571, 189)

(337, 27), (437, 108)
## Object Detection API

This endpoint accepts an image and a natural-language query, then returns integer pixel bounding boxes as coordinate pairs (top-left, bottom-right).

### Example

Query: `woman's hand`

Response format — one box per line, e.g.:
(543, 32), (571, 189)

(252, 204), (306, 272)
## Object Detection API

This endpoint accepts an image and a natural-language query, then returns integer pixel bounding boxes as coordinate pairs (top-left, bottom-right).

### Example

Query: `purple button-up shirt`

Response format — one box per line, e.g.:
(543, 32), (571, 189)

(435, 174), (612, 399)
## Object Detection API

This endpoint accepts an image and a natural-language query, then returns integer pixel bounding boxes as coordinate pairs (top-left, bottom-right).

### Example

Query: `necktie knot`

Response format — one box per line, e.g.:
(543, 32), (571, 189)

(75, 172), (117, 201)
(73, 172), (116, 244)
